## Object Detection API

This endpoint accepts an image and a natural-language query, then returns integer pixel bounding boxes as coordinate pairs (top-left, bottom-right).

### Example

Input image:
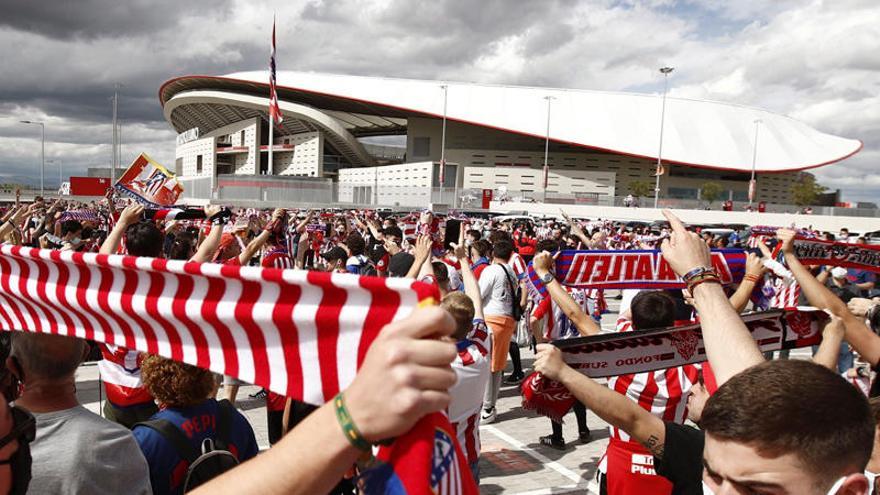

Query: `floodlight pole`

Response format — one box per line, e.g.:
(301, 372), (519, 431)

(749, 119), (762, 206)
(653, 67), (674, 209)
(20, 120), (45, 196)
(542, 95), (555, 203)
(439, 84), (448, 206)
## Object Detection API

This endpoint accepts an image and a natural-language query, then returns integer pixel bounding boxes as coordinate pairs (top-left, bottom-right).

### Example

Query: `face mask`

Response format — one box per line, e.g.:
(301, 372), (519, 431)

(68, 237), (81, 245)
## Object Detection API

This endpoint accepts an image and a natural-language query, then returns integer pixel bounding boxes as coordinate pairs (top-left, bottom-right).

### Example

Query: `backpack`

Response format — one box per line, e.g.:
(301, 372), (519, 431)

(501, 264), (524, 322)
(135, 400), (239, 493)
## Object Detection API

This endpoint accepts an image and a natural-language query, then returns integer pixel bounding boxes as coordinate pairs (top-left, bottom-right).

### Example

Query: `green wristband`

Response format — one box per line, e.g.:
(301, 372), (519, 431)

(334, 392), (371, 451)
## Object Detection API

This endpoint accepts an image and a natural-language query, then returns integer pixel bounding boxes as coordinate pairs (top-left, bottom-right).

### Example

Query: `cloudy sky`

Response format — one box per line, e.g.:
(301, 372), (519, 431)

(0, 0), (877, 201)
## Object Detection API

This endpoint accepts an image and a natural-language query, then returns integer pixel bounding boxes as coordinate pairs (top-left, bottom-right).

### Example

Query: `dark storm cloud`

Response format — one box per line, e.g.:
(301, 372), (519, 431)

(0, 0), (235, 40)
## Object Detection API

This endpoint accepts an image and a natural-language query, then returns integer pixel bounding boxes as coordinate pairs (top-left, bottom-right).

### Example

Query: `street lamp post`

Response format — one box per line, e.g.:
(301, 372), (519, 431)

(542, 95), (556, 203)
(749, 119), (762, 206)
(20, 120), (45, 196)
(47, 159), (62, 190)
(439, 84), (448, 206)
(653, 66), (674, 209)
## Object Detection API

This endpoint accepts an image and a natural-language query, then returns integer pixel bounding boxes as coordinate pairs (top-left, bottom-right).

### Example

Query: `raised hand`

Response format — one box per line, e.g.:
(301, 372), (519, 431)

(659, 210), (711, 277)
(344, 307), (456, 441)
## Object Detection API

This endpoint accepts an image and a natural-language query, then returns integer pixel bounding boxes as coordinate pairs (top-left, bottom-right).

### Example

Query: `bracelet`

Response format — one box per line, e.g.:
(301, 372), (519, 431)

(688, 276), (721, 293)
(744, 274), (761, 284)
(682, 266), (714, 283)
(333, 392), (371, 451)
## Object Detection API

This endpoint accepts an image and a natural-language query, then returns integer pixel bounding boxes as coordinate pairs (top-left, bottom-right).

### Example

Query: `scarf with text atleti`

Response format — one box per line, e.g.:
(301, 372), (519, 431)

(0, 245), (477, 494)
(750, 226), (880, 273)
(521, 308), (828, 421)
(526, 248), (747, 299)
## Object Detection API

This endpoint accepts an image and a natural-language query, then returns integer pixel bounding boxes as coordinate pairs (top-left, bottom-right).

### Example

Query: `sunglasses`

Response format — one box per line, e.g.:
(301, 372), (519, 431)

(0, 406), (36, 452)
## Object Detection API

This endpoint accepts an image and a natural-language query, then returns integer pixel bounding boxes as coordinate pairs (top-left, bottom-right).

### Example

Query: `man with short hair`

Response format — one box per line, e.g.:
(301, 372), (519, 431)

(9, 333), (151, 494)
(479, 238), (518, 423)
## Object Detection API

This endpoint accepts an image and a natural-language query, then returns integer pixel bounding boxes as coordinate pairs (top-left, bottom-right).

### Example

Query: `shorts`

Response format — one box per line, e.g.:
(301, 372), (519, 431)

(486, 314), (516, 373)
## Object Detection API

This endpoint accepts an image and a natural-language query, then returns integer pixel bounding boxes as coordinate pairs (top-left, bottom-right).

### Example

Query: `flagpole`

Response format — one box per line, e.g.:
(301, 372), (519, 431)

(439, 84), (448, 205)
(268, 118), (274, 176)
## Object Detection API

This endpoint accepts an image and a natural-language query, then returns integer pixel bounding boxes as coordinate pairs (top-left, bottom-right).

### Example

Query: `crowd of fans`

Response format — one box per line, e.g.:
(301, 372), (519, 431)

(1, 194), (880, 494)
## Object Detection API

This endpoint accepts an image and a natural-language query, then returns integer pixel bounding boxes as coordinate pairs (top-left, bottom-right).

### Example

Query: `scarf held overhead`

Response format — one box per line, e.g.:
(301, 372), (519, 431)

(521, 308), (827, 421)
(0, 245), (437, 405)
(750, 226), (880, 273)
(527, 249), (747, 298)
(0, 245), (478, 494)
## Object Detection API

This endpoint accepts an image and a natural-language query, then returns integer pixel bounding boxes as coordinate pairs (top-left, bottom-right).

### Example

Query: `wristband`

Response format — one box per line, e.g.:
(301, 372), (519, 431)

(333, 392), (371, 451)
(688, 276), (721, 293)
(744, 274), (761, 284)
(682, 266), (714, 283)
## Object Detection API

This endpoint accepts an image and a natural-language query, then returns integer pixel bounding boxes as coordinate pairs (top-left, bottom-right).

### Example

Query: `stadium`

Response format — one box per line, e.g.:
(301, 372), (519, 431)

(159, 71), (862, 207)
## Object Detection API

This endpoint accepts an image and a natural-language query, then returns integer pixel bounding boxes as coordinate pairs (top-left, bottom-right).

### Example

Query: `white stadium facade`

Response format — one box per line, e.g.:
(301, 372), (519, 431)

(160, 71), (862, 207)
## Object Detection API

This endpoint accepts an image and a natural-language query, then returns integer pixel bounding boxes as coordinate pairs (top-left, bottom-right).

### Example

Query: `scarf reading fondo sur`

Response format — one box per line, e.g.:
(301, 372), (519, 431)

(521, 308), (828, 421)
(0, 245), (477, 495)
(526, 249), (747, 298)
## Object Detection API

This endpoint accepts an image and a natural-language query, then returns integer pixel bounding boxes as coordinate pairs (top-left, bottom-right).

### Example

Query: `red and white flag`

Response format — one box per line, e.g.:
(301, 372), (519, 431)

(0, 245), (437, 406)
(269, 17), (283, 125)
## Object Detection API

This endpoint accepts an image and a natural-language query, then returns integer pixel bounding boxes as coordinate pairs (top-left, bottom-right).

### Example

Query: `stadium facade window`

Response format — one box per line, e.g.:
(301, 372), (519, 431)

(668, 187), (698, 199)
(196, 155), (203, 175)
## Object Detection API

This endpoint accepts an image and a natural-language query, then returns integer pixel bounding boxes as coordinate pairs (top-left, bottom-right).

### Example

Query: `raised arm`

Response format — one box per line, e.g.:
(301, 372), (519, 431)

(812, 315), (846, 371)
(777, 229), (880, 366)
(405, 234), (432, 280)
(99, 204), (144, 255)
(535, 344), (667, 459)
(452, 229), (483, 320)
(532, 251), (600, 336)
(190, 205), (223, 263)
(727, 252), (765, 313)
(560, 209), (590, 247)
(239, 209), (284, 266)
(660, 210), (764, 385)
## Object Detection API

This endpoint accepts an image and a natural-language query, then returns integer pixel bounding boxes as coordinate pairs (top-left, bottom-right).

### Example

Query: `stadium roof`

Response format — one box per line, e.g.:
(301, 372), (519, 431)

(160, 71), (862, 173)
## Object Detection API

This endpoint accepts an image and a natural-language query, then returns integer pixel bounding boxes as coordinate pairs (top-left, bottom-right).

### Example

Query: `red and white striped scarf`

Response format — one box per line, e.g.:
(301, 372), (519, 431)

(0, 245), (437, 406)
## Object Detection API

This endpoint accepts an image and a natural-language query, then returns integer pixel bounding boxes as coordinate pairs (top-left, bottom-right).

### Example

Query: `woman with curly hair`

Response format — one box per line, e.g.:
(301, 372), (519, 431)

(132, 356), (259, 495)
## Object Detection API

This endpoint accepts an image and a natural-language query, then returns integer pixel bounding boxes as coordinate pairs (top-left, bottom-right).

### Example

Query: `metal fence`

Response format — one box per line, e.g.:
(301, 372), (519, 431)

(7, 179), (875, 219)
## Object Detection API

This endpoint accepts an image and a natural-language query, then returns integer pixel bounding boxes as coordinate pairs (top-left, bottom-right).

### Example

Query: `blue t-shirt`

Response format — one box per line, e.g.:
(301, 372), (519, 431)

(133, 399), (259, 495)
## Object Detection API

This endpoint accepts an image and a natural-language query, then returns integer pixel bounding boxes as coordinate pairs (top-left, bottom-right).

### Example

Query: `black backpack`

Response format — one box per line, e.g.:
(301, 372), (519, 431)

(501, 264), (524, 322)
(135, 400), (239, 493)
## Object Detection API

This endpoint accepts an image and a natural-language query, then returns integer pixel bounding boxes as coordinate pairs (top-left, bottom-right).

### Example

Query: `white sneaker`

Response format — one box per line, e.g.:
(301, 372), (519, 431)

(481, 407), (497, 424)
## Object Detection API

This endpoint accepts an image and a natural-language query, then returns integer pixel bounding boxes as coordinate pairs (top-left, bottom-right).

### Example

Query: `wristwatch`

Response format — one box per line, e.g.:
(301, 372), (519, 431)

(541, 272), (555, 285)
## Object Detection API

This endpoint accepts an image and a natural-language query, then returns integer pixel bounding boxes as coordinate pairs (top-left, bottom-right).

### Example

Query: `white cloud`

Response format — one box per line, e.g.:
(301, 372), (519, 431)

(0, 0), (877, 203)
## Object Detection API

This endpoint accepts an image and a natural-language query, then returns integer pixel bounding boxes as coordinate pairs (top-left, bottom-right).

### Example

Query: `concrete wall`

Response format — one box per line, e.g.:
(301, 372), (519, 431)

(272, 131), (324, 177)
(464, 165), (615, 197)
(176, 135), (216, 178)
(491, 201), (880, 233)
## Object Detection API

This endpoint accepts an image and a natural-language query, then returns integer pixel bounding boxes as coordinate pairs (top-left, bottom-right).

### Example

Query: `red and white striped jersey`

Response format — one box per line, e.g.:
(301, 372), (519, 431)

(97, 344), (154, 407)
(262, 247), (294, 269)
(532, 287), (590, 341)
(770, 278), (801, 309)
(605, 317), (699, 442)
(449, 320), (491, 466)
(507, 252), (527, 281)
